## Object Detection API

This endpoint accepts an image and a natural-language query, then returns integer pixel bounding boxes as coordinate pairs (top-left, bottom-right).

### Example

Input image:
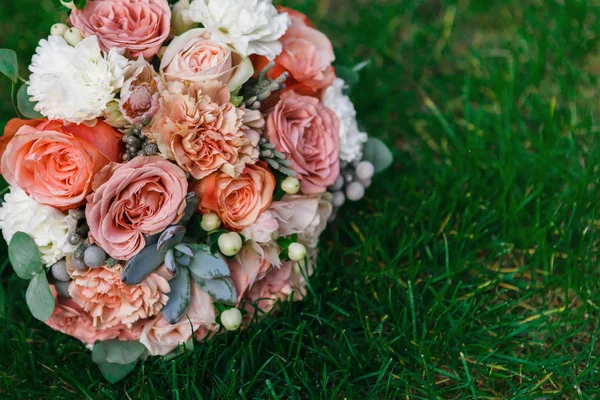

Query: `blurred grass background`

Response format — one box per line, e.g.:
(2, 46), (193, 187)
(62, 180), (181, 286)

(3, 0), (600, 398)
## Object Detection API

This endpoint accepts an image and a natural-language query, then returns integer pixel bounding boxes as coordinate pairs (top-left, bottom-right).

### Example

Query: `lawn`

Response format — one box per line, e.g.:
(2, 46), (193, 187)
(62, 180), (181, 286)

(1, 0), (600, 398)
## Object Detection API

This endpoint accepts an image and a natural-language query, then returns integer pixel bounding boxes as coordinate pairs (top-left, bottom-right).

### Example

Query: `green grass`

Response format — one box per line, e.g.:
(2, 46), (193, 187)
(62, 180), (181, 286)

(2, 0), (600, 398)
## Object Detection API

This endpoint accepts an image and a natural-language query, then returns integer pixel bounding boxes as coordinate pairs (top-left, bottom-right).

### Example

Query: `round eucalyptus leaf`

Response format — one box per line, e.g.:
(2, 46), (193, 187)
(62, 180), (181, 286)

(0, 49), (18, 83)
(362, 137), (393, 173)
(9, 232), (43, 279)
(26, 273), (55, 322)
(93, 340), (146, 365)
(17, 83), (43, 119)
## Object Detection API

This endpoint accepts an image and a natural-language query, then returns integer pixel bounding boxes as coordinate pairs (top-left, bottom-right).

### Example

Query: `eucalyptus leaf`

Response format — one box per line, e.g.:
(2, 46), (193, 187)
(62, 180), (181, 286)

(0, 49), (18, 83)
(9, 232), (43, 279)
(92, 340), (146, 365)
(121, 245), (165, 285)
(96, 360), (136, 384)
(362, 137), (393, 173)
(187, 244), (230, 280)
(198, 277), (237, 305)
(17, 83), (43, 119)
(157, 225), (186, 253)
(335, 66), (359, 93)
(26, 273), (55, 322)
(162, 268), (191, 324)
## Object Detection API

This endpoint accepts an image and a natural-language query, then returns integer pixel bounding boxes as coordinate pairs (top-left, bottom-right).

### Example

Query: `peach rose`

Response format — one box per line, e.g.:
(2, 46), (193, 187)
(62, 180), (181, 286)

(86, 156), (188, 260)
(267, 91), (340, 194)
(252, 8), (335, 97)
(0, 119), (121, 210)
(230, 245), (273, 303)
(139, 282), (217, 356)
(269, 193), (332, 248)
(160, 28), (253, 91)
(69, 0), (171, 58)
(193, 162), (276, 231)
(145, 81), (259, 179)
(45, 286), (140, 344)
(120, 57), (162, 125)
(68, 263), (170, 330)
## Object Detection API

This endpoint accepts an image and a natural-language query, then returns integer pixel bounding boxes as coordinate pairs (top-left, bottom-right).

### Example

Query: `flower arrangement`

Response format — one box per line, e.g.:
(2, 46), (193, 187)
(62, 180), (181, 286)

(0, 0), (393, 382)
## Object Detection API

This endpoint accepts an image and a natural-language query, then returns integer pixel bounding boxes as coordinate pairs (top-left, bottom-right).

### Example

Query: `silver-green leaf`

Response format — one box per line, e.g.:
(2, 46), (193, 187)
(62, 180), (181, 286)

(121, 244), (165, 285)
(26, 273), (55, 322)
(17, 83), (43, 119)
(95, 360), (136, 384)
(187, 244), (230, 280)
(193, 277), (237, 306)
(92, 340), (146, 365)
(162, 268), (191, 324)
(0, 49), (18, 83)
(9, 232), (43, 279)
(362, 137), (393, 173)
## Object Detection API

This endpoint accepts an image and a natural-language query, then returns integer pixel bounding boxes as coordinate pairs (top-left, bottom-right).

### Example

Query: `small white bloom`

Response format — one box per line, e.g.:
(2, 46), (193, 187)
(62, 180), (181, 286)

(186, 0), (290, 59)
(28, 35), (130, 124)
(0, 186), (77, 265)
(322, 78), (369, 163)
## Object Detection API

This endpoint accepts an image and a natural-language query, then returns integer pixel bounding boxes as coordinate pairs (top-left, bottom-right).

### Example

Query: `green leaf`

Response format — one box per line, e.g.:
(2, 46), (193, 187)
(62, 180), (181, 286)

(335, 66), (359, 94)
(9, 232), (43, 279)
(192, 276), (237, 305)
(187, 244), (231, 280)
(0, 49), (18, 83)
(362, 137), (393, 173)
(96, 360), (136, 384)
(92, 340), (146, 365)
(73, 0), (87, 9)
(26, 273), (55, 322)
(17, 84), (43, 119)
(230, 95), (243, 107)
(162, 268), (191, 324)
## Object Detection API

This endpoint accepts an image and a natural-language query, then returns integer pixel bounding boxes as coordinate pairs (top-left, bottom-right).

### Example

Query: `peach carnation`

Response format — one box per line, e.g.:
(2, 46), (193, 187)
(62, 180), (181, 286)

(68, 262), (170, 330)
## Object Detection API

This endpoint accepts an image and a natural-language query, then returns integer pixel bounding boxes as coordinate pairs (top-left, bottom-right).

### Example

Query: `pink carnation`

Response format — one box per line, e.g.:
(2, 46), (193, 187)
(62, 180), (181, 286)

(267, 91), (340, 194)
(69, 0), (171, 58)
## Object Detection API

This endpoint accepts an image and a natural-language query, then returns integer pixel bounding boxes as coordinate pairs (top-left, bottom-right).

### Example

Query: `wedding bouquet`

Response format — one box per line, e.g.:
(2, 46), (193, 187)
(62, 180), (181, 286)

(0, 0), (392, 382)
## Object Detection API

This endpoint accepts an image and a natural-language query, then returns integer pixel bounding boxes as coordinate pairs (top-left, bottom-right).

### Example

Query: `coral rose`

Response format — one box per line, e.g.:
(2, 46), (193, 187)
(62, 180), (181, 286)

(46, 286), (140, 344)
(139, 282), (217, 356)
(0, 118), (121, 210)
(252, 7), (335, 97)
(69, 0), (171, 58)
(193, 162), (276, 231)
(86, 156), (188, 260)
(68, 263), (170, 330)
(160, 28), (253, 91)
(267, 91), (340, 194)
(145, 81), (259, 179)
(269, 193), (332, 248)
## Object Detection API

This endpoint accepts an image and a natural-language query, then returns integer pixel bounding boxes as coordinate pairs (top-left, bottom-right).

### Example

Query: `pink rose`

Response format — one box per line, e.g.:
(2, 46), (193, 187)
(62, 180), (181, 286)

(69, 0), (171, 58)
(120, 58), (162, 125)
(0, 119), (122, 210)
(241, 210), (279, 244)
(251, 7), (335, 97)
(45, 286), (140, 344)
(160, 28), (253, 91)
(86, 156), (188, 260)
(68, 262), (170, 330)
(267, 91), (340, 194)
(145, 81), (259, 179)
(139, 283), (217, 356)
(230, 245), (273, 302)
(269, 193), (332, 248)
(193, 162), (276, 231)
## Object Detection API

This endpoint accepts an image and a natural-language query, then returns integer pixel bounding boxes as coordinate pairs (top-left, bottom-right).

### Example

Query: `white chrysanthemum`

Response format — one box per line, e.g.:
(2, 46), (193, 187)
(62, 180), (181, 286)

(28, 35), (130, 124)
(322, 78), (368, 163)
(186, 0), (290, 59)
(0, 186), (77, 265)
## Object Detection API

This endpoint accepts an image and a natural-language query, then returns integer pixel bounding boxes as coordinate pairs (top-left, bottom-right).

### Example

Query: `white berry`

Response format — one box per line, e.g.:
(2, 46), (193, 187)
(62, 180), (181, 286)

(51, 23), (69, 37)
(64, 27), (83, 46)
(218, 232), (242, 257)
(201, 213), (221, 232)
(281, 177), (300, 194)
(288, 242), (307, 261)
(60, 0), (76, 9)
(356, 161), (375, 181)
(221, 308), (243, 331)
(346, 182), (365, 201)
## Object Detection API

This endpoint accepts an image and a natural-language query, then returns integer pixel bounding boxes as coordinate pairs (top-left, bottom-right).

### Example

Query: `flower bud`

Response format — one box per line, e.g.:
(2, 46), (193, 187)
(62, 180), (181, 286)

(218, 232), (242, 257)
(201, 213), (222, 232)
(355, 161), (375, 181)
(51, 23), (69, 37)
(281, 177), (300, 194)
(55, 281), (71, 298)
(102, 100), (129, 129)
(332, 191), (345, 207)
(346, 182), (365, 201)
(171, 0), (197, 36)
(220, 308), (243, 331)
(60, 0), (76, 9)
(83, 245), (107, 268)
(64, 27), (83, 46)
(51, 260), (70, 281)
(288, 242), (307, 261)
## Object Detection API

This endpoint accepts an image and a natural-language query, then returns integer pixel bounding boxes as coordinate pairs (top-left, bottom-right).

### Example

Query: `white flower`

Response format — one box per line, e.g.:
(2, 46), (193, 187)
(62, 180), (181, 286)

(186, 0), (290, 60)
(28, 35), (130, 124)
(322, 78), (369, 163)
(0, 186), (77, 265)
